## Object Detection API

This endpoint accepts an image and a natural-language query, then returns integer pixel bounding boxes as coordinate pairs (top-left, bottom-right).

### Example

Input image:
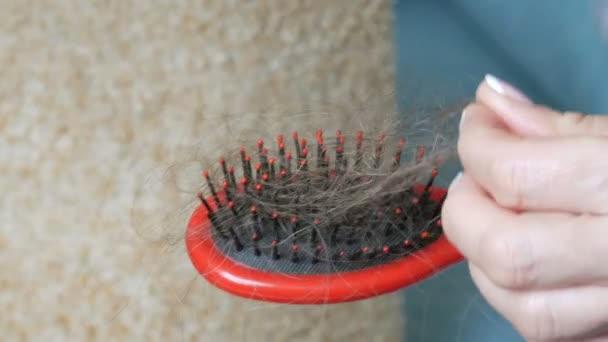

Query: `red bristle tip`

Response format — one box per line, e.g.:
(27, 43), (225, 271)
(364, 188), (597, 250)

(432, 168), (438, 177)
(395, 208), (403, 215)
(313, 218), (320, 225)
(250, 206), (257, 213)
(300, 160), (307, 166)
(416, 146), (426, 159)
(262, 173), (269, 181)
(300, 138), (307, 147)
(292, 245), (299, 252)
(316, 130), (324, 144)
(240, 147), (246, 154)
(255, 164), (262, 171)
(245, 155), (251, 161)
(412, 198), (419, 205)
(403, 239), (411, 246)
(356, 131), (363, 143)
(257, 139), (264, 148)
(279, 143), (285, 150)
(286, 152), (292, 159)
(272, 212), (279, 219)
(240, 177), (248, 185)
(436, 219), (442, 227)
(197, 192), (204, 199)
(228, 201), (235, 208)
(302, 148), (308, 157)
(203, 170), (210, 178)
(280, 170), (287, 176)
(277, 134), (284, 145)
(291, 217), (298, 223)
(272, 240), (278, 246)
(292, 131), (298, 140)
(228, 166), (234, 173)
(335, 130), (342, 137)
(268, 158), (275, 164)
(252, 233), (259, 241)
(399, 137), (405, 146)
(262, 148), (268, 155)
(339, 251), (346, 257)
(222, 181), (229, 189)
(316, 245), (323, 251)
(255, 183), (263, 191)
(336, 146), (344, 153)
(339, 136), (345, 144)
(421, 231), (430, 239)
(362, 247), (370, 253)
(219, 157), (225, 164)
(382, 246), (390, 254)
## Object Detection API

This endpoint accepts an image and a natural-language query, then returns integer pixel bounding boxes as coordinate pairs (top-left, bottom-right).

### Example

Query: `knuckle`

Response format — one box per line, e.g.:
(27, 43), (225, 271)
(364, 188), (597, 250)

(489, 157), (534, 209)
(560, 111), (588, 128)
(478, 230), (538, 289)
(440, 194), (462, 237)
(456, 112), (482, 160)
(456, 129), (470, 161)
(558, 110), (608, 137)
(516, 294), (560, 341)
(440, 197), (453, 225)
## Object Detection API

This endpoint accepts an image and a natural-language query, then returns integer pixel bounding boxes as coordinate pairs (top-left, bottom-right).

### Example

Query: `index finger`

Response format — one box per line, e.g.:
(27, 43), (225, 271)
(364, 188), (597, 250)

(442, 173), (608, 289)
(458, 103), (608, 214)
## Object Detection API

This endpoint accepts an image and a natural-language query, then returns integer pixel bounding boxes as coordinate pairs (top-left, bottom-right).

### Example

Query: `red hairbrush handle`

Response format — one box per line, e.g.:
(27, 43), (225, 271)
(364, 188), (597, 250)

(185, 186), (463, 304)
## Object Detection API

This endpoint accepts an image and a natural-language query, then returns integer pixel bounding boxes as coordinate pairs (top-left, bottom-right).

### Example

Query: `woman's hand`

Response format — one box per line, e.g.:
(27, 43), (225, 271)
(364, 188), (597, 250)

(442, 75), (608, 341)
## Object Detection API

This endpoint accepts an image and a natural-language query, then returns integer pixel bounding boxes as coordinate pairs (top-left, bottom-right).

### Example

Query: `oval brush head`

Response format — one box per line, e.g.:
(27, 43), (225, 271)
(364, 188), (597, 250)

(186, 130), (462, 304)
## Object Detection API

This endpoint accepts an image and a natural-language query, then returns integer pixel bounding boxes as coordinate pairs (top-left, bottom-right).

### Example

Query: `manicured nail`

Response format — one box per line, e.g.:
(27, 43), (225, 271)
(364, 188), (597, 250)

(485, 74), (532, 104)
(459, 109), (467, 131)
(449, 172), (463, 191)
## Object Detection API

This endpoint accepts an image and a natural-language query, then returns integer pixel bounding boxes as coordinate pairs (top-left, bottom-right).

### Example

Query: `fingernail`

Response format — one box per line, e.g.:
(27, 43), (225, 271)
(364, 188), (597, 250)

(485, 74), (532, 104)
(448, 172), (463, 191)
(459, 109), (467, 131)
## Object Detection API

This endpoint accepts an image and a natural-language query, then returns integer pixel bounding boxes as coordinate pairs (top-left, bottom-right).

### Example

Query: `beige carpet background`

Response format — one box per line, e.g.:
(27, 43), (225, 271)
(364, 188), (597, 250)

(0, 1), (403, 340)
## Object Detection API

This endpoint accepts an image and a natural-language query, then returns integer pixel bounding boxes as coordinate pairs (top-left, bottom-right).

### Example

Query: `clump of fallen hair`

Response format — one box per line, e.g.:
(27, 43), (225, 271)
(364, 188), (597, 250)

(202, 129), (447, 228)
(192, 123), (456, 269)
(131, 90), (460, 258)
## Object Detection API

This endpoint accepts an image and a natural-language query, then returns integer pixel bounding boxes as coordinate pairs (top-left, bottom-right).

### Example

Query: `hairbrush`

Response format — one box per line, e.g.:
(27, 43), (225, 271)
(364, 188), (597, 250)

(185, 129), (462, 304)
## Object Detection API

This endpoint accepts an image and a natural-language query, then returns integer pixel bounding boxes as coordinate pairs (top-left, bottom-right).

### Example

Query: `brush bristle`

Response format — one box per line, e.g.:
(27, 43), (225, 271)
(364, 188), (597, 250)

(194, 129), (446, 274)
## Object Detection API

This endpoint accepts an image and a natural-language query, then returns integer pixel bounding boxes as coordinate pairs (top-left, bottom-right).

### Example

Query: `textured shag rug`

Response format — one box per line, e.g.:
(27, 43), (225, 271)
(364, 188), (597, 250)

(0, 1), (402, 340)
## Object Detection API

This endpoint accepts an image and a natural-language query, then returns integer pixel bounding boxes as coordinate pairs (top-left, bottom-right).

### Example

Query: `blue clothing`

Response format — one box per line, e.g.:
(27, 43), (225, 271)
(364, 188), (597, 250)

(394, 1), (608, 341)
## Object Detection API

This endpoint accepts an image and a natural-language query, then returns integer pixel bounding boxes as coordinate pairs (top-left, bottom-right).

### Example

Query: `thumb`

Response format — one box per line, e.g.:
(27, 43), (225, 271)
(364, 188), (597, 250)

(476, 74), (608, 137)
